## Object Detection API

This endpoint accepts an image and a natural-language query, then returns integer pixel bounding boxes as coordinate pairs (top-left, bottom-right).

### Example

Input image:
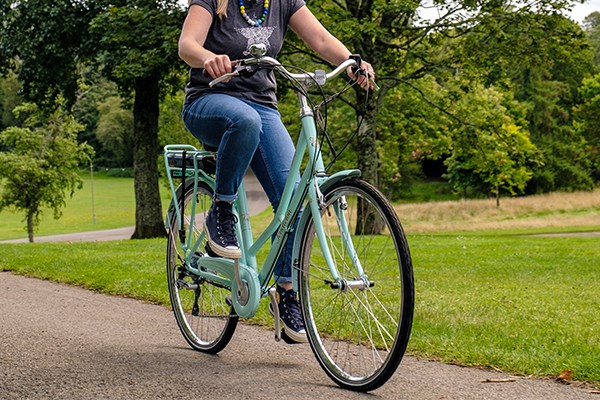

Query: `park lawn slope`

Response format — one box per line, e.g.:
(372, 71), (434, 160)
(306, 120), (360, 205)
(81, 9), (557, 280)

(0, 173), (172, 241)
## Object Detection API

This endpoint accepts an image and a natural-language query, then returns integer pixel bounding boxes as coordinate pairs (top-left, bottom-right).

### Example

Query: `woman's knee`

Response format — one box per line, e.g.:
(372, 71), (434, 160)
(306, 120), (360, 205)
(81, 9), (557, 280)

(229, 109), (261, 138)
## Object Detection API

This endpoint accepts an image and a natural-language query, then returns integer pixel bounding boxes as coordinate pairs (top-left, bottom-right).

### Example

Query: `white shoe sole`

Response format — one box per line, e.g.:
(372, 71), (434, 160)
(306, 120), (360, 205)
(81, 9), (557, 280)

(282, 324), (308, 343)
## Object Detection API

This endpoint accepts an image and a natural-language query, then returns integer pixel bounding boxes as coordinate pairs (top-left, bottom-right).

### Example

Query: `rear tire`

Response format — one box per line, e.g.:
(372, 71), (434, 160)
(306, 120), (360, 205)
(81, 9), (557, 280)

(166, 181), (238, 354)
(298, 178), (414, 391)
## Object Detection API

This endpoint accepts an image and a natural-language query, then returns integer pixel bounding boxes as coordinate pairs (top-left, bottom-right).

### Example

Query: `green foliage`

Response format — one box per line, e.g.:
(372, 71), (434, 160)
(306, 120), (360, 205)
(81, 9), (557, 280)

(72, 76), (122, 166)
(0, 103), (94, 241)
(96, 96), (134, 167)
(458, 12), (595, 193)
(583, 11), (600, 69)
(444, 85), (541, 200)
(0, 0), (95, 106)
(158, 91), (195, 148)
(88, 0), (186, 94)
(0, 72), (23, 130)
(2, 0), (599, 202)
(574, 73), (600, 181)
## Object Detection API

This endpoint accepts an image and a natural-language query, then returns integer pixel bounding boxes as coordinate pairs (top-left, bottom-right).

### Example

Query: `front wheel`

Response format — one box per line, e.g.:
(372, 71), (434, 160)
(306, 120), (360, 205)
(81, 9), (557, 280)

(298, 178), (414, 392)
(166, 181), (238, 354)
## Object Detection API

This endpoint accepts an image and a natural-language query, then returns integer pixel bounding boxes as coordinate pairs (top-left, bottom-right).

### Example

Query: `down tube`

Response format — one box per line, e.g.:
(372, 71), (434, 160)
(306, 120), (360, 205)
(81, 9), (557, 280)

(258, 114), (323, 289)
(255, 127), (309, 288)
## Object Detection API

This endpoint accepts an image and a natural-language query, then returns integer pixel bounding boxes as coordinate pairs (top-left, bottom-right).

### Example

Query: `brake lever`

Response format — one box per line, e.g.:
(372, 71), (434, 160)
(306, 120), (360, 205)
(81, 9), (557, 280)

(208, 60), (260, 87)
(348, 54), (380, 91)
(209, 71), (239, 87)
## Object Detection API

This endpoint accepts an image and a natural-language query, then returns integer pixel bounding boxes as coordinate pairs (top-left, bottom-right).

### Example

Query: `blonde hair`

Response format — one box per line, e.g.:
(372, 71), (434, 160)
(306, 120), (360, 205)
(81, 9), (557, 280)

(216, 0), (228, 18)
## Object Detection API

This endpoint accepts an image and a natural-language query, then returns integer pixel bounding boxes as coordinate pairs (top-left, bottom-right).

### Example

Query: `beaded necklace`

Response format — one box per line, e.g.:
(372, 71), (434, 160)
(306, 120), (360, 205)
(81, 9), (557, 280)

(238, 0), (269, 27)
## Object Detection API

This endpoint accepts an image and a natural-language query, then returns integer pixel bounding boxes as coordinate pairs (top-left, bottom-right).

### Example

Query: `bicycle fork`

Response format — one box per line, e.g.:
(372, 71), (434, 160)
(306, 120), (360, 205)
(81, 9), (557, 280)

(307, 179), (373, 292)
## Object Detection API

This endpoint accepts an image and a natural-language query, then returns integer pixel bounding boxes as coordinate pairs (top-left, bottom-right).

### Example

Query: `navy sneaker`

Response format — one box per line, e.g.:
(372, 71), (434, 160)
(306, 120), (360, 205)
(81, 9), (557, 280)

(271, 285), (308, 344)
(203, 201), (241, 259)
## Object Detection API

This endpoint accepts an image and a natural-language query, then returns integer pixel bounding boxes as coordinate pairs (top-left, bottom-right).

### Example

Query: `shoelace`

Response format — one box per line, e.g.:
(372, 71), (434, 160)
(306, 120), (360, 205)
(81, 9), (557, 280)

(282, 292), (304, 329)
(216, 205), (239, 245)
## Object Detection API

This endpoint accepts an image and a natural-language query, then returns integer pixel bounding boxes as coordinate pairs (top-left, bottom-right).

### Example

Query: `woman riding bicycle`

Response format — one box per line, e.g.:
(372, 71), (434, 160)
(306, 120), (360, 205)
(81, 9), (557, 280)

(178, 0), (375, 343)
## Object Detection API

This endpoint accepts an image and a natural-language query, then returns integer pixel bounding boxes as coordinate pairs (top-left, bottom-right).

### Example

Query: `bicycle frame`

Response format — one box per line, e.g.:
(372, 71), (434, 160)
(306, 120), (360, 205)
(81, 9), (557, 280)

(164, 60), (363, 319)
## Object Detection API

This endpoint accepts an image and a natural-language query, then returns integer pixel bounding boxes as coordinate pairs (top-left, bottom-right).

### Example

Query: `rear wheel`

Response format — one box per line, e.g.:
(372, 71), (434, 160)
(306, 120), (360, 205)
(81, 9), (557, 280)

(166, 181), (238, 354)
(298, 178), (414, 392)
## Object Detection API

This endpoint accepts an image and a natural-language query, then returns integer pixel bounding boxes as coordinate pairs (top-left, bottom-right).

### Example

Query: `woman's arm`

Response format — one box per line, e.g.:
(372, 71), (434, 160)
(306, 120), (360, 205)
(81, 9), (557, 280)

(178, 5), (233, 78)
(289, 6), (375, 89)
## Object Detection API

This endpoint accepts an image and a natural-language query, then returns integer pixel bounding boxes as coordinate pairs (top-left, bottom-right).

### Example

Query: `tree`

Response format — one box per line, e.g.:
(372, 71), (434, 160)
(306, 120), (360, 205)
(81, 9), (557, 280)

(88, 0), (187, 239)
(456, 12), (595, 193)
(0, 0), (186, 239)
(573, 73), (600, 181)
(72, 75), (123, 167)
(0, 103), (94, 242)
(0, 72), (23, 130)
(582, 11), (600, 69)
(0, 0), (94, 108)
(443, 85), (540, 204)
(96, 96), (134, 167)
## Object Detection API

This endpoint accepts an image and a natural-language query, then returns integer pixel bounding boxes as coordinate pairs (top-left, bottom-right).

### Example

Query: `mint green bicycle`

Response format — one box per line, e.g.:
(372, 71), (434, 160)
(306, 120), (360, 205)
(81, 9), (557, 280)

(164, 47), (414, 392)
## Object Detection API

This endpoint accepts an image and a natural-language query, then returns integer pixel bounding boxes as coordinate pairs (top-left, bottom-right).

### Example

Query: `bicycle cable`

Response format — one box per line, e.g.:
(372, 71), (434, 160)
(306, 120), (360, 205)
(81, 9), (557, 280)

(269, 62), (372, 175)
(321, 70), (372, 172)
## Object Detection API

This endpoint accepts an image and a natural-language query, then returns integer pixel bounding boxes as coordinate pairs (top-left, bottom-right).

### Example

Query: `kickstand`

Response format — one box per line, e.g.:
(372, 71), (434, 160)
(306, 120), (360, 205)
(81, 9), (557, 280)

(268, 287), (281, 342)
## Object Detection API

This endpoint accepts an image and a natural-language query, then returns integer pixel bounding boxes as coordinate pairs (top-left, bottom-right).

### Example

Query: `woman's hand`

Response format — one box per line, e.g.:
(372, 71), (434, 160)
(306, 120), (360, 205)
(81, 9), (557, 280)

(347, 60), (376, 91)
(203, 54), (234, 79)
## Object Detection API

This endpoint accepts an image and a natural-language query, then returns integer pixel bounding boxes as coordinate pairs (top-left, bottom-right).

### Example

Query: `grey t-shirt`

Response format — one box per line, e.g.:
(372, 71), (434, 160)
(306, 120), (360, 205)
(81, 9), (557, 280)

(184, 0), (305, 108)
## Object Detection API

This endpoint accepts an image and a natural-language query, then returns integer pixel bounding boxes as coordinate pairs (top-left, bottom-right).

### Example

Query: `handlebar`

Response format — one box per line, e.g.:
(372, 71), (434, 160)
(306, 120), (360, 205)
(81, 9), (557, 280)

(208, 56), (367, 88)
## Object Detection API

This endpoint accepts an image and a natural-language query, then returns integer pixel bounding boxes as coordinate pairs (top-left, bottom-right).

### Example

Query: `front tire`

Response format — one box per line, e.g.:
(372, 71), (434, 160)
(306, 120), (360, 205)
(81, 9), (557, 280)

(298, 178), (414, 392)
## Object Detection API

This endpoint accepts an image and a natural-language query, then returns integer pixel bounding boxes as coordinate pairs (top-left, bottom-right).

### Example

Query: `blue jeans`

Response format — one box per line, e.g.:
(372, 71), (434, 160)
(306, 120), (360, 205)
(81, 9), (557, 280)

(182, 94), (299, 283)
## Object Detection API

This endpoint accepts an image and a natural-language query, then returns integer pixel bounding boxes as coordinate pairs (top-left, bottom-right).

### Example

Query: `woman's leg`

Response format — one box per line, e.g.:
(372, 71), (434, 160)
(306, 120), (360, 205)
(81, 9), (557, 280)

(182, 94), (262, 258)
(182, 94), (261, 202)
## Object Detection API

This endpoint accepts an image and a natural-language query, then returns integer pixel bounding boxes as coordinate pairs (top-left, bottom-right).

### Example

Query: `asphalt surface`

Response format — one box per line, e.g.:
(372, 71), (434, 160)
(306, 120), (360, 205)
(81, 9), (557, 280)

(1, 272), (598, 400)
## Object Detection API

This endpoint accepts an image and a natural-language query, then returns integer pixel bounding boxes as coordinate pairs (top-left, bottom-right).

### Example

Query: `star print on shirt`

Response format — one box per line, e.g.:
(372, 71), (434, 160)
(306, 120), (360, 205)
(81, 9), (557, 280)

(236, 26), (276, 54)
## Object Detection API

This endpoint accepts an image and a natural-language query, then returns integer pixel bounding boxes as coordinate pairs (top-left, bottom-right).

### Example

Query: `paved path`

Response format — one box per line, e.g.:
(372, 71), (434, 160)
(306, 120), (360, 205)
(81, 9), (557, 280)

(1, 272), (598, 399)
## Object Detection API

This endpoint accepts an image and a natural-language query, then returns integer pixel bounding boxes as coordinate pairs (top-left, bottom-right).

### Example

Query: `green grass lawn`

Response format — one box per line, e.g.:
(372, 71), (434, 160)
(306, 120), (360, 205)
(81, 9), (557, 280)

(0, 234), (598, 386)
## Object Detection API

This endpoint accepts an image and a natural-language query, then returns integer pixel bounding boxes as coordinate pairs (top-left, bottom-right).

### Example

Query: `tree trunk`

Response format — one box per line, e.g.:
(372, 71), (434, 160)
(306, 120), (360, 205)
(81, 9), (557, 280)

(355, 90), (384, 234)
(356, 90), (379, 188)
(496, 184), (501, 207)
(131, 75), (166, 239)
(27, 208), (35, 243)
